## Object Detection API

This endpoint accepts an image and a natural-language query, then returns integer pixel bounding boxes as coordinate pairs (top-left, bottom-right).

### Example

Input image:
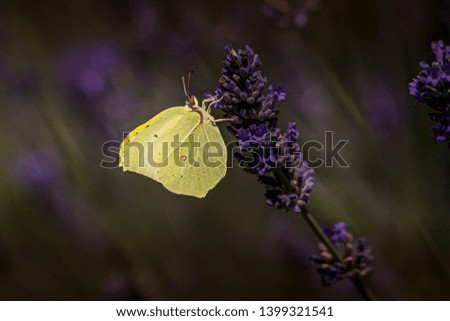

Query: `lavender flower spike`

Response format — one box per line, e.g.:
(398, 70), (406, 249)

(311, 222), (373, 286)
(213, 45), (374, 299)
(409, 40), (450, 147)
(213, 45), (314, 212)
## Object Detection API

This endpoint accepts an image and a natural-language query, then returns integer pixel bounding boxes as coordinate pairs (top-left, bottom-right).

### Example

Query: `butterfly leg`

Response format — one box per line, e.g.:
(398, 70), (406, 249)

(213, 117), (234, 124)
(203, 95), (224, 113)
(201, 95), (217, 111)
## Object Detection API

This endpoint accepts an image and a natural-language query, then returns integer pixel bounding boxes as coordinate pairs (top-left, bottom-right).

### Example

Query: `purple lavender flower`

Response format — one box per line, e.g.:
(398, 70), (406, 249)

(214, 45), (282, 130)
(10, 149), (108, 247)
(311, 222), (373, 286)
(57, 43), (123, 102)
(213, 45), (313, 213)
(323, 222), (347, 243)
(57, 43), (140, 139)
(213, 45), (373, 298)
(10, 149), (61, 193)
(361, 79), (408, 142)
(129, 0), (161, 50)
(261, 0), (319, 29)
(409, 40), (450, 147)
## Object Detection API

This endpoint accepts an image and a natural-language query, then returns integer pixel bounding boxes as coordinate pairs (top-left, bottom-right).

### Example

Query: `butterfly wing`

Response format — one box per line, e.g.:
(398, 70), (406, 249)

(157, 119), (227, 198)
(120, 106), (196, 182)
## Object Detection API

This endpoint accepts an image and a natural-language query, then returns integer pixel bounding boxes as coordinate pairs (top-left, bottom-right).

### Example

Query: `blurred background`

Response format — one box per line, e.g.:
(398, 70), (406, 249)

(0, 0), (449, 300)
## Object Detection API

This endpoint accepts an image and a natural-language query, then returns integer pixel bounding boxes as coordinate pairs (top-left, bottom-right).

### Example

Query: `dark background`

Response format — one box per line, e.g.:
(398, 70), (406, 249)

(0, 0), (449, 300)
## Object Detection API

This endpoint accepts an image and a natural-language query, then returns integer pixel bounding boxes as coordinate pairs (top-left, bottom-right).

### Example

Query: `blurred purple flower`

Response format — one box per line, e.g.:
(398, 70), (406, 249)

(129, 0), (162, 49)
(58, 43), (123, 101)
(10, 149), (61, 193)
(98, 90), (141, 138)
(409, 40), (450, 147)
(128, 0), (204, 57)
(323, 222), (347, 243)
(362, 79), (407, 141)
(261, 0), (319, 29)
(165, 32), (199, 58)
(57, 42), (140, 139)
(10, 149), (109, 249)
(311, 222), (373, 286)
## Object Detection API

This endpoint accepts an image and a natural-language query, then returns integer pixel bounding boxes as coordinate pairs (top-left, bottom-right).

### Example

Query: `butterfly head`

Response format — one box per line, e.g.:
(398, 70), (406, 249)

(182, 71), (199, 108)
(185, 94), (198, 108)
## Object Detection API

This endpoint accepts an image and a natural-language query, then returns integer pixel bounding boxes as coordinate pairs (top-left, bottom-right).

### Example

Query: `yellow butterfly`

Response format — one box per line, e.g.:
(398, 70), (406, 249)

(119, 74), (227, 198)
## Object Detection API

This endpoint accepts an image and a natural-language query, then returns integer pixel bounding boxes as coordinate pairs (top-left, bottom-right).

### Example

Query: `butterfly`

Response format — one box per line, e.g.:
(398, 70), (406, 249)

(119, 73), (227, 198)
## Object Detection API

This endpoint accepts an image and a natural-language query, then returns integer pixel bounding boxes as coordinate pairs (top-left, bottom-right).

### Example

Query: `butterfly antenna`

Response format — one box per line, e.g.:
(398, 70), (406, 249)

(182, 71), (195, 107)
(182, 75), (188, 97)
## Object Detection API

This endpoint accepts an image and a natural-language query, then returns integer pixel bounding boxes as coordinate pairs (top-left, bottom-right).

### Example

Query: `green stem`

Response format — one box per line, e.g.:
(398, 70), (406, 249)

(300, 207), (344, 264)
(273, 167), (292, 194)
(350, 276), (375, 301)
